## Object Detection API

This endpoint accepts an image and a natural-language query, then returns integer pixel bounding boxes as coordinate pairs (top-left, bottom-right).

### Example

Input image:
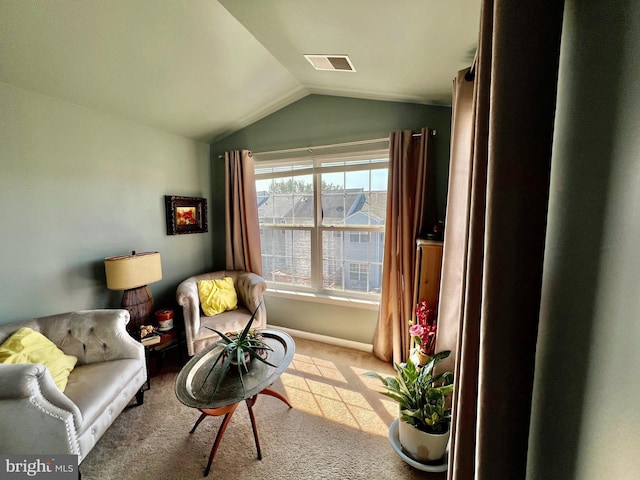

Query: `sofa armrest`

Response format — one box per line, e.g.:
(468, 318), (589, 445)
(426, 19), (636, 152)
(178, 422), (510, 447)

(177, 276), (201, 336)
(235, 272), (267, 328)
(0, 363), (82, 455)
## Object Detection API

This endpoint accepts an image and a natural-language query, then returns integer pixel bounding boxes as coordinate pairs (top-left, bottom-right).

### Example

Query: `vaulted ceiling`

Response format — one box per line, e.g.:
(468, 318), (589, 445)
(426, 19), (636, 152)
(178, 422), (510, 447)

(0, 1), (480, 142)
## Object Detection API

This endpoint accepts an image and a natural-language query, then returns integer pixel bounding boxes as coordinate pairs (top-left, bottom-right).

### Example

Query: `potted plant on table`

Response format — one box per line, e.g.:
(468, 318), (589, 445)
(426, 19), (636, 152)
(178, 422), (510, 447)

(367, 351), (454, 463)
(200, 303), (275, 399)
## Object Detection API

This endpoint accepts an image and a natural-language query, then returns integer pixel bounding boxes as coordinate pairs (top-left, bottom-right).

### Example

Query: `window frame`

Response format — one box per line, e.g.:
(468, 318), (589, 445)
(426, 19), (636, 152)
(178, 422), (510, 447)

(255, 149), (388, 301)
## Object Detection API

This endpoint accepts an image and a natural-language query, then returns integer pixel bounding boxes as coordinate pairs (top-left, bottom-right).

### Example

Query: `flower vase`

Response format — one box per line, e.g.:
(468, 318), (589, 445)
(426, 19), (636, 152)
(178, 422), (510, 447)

(410, 350), (430, 367)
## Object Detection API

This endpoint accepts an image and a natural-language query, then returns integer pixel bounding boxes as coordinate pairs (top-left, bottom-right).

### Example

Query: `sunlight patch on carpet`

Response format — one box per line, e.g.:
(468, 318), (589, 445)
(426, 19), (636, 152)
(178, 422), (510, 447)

(280, 352), (396, 437)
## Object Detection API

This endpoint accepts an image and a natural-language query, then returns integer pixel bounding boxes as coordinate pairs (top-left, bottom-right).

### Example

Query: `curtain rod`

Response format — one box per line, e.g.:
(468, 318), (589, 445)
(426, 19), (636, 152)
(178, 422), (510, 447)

(250, 131), (436, 158)
(216, 131), (436, 159)
(254, 137), (388, 157)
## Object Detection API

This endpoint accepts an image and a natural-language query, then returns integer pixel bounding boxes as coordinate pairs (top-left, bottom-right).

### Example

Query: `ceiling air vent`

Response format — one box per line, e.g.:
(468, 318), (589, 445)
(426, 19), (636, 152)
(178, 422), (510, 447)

(304, 54), (356, 72)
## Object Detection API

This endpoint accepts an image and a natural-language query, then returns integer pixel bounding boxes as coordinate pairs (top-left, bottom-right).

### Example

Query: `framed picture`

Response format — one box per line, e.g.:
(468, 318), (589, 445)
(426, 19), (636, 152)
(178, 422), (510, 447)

(165, 196), (208, 235)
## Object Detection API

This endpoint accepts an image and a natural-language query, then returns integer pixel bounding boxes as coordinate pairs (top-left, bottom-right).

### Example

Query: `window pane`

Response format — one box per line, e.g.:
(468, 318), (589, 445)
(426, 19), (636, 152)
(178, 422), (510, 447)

(345, 169), (370, 190)
(322, 230), (384, 294)
(321, 190), (350, 225)
(321, 170), (387, 227)
(322, 230), (345, 290)
(368, 231), (384, 294)
(260, 229), (311, 288)
(371, 167), (388, 190)
(257, 174), (313, 226)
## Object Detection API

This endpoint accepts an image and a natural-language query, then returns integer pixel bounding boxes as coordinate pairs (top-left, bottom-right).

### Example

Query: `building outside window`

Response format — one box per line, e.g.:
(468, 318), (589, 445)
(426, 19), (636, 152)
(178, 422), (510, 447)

(255, 150), (388, 299)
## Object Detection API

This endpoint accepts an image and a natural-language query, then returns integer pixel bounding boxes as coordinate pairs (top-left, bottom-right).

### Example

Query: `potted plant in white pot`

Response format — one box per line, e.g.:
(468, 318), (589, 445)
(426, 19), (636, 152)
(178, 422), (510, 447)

(367, 350), (454, 463)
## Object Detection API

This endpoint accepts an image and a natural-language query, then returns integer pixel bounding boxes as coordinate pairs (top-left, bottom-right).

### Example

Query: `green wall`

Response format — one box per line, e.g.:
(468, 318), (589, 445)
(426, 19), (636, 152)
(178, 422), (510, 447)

(528, 0), (640, 478)
(210, 94), (452, 343)
(0, 82), (213, 324)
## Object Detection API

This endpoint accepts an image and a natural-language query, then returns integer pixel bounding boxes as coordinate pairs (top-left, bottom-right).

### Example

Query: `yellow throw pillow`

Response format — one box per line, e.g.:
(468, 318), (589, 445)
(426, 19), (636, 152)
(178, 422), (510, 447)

(198, 277), (238, 316)
(0, 327), (78, 391)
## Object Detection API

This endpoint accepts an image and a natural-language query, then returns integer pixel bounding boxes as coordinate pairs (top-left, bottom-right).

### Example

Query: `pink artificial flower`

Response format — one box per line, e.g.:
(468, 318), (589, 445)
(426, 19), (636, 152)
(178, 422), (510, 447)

(412, 300), (438, 356)
(409, 324), (426, 337)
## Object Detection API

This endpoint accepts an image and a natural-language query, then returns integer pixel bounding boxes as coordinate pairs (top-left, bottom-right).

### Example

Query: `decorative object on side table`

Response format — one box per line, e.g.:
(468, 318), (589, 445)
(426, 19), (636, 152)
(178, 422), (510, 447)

(140, 324), (160, 346)
(165, 195), (208, 235)
(410, 300), (438, 366)
(366, 351), (454, 468)
(104, 251), (163, 334)
(154, 308), (174, 331)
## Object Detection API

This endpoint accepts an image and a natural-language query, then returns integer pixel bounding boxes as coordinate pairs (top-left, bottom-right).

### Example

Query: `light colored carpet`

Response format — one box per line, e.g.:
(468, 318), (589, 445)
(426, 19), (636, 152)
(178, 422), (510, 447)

(80, 337), (446, 479)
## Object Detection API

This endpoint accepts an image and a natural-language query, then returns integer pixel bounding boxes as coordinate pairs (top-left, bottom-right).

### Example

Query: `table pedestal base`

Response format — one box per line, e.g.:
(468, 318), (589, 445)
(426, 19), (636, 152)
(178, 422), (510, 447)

(190, 388), (292, 477)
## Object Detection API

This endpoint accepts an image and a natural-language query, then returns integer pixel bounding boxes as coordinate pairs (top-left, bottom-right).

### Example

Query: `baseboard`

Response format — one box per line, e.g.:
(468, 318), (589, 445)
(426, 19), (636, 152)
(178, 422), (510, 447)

(272, 326), (373, 353)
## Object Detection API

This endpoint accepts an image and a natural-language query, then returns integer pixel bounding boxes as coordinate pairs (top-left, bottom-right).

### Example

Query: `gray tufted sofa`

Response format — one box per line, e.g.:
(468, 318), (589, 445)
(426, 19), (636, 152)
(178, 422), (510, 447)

(0, 309), (146, 462)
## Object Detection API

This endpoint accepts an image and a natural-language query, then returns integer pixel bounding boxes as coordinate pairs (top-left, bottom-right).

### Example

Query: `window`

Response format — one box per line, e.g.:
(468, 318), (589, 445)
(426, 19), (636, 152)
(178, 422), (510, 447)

(255, 150), (388, 298)
(349, 263), (369, 282)
(349, 232), (370, 243)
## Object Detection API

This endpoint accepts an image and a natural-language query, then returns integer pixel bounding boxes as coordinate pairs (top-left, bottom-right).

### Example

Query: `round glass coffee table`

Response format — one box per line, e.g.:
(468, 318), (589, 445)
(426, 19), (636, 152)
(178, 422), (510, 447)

(175, 329), (295, 477)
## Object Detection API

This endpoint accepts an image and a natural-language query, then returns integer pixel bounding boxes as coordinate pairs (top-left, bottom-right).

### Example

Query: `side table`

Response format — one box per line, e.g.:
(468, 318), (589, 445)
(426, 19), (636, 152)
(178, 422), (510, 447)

(143, 329), (185, 390)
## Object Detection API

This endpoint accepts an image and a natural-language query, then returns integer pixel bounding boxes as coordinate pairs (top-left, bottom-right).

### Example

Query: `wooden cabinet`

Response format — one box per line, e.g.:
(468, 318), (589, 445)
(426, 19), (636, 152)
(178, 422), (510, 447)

(412, 239), (444, 323)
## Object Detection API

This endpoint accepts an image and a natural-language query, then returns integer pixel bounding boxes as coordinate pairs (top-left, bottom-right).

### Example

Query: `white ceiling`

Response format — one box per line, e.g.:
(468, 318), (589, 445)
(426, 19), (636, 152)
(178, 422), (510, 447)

(0, 1), (480, 143)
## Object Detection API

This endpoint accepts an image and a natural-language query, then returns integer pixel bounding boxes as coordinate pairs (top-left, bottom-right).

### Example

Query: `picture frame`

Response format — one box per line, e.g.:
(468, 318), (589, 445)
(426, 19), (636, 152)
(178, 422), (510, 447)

(165, 196), (208, 235)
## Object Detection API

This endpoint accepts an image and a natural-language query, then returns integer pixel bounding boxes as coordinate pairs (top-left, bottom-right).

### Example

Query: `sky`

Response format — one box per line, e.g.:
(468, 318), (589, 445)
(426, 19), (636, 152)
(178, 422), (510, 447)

(256, 168), (388, 193)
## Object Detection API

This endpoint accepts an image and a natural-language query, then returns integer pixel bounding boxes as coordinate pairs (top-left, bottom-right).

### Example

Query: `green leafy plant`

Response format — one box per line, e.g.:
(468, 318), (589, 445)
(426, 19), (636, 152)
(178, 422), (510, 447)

(366, 350), (454, 434)
(200, 303), (275, 399)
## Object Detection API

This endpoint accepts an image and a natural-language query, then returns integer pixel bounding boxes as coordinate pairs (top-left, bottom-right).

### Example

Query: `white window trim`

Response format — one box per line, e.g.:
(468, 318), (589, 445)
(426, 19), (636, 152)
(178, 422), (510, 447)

(265, 287), (380, 311)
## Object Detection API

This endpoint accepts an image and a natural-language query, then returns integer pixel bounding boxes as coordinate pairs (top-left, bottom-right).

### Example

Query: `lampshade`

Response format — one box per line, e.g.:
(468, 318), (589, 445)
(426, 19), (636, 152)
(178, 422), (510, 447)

(104, 252), (162, 290)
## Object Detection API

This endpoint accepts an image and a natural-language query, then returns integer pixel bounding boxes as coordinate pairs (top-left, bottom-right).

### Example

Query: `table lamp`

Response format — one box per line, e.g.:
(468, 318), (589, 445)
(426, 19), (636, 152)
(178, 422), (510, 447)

(104, 251), (162, 334)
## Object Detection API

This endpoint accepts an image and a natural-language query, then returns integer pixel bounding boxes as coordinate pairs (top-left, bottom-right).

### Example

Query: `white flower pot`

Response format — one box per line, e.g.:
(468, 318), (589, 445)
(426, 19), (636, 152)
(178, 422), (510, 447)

(398, 419), (449, 463)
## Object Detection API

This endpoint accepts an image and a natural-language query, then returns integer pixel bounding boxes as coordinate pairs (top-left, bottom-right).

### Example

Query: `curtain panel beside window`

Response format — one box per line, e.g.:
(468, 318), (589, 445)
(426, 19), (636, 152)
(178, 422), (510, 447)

(224, 150), (262, 274)
(373, 128), (435, 364)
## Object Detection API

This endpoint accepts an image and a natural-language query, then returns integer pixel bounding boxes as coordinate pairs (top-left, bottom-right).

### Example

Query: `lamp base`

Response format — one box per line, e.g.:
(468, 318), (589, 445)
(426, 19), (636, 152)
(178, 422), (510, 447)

(121, 286), (154, 334)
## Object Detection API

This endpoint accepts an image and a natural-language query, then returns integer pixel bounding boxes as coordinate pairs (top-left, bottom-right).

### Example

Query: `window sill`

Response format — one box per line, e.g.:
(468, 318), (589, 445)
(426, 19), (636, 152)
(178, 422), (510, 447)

(264, 288), (380, 311)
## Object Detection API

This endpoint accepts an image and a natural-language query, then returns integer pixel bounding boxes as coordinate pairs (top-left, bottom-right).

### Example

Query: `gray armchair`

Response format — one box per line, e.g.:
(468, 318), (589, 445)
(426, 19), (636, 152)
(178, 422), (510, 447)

(176, 270), (267, 356)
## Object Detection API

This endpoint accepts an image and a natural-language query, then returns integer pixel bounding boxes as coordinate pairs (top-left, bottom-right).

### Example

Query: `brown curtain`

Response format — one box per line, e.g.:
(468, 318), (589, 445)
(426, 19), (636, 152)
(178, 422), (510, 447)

(224, 150), (262, 275)
(373, 128), (434, 364)
(437, 1), (565, 479)
(436, 68), (476, 376)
